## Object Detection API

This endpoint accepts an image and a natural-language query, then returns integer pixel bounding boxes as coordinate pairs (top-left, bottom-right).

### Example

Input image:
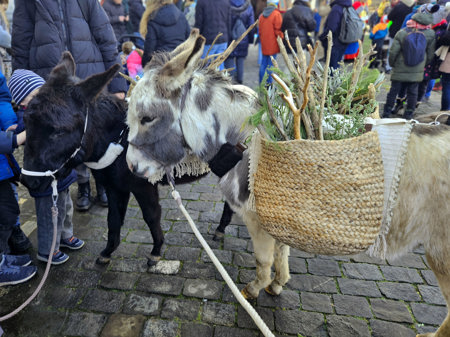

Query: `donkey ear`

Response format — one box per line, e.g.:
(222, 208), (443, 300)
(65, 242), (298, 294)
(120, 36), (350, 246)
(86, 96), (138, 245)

(157, 31), (205, 92)
(76, 64), (121, 101)
(47, 51), (77, 85)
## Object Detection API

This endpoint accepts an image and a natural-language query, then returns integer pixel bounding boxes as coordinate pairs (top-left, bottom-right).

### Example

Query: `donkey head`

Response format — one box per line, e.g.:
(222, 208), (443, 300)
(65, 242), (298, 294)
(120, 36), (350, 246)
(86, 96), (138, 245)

(22, 51), (120, 192)
(126, 29), (206, 179)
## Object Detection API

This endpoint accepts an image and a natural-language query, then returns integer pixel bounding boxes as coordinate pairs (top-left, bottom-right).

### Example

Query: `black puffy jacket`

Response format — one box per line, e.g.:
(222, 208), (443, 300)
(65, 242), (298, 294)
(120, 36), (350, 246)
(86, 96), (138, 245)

(281, 0), (316, 50)
(142, 4), (191, 67)
(195, 0), (231, 45)
(128, 0), (145, 33)
(102, 0), (127, 41)
(12, 0), (127, 94)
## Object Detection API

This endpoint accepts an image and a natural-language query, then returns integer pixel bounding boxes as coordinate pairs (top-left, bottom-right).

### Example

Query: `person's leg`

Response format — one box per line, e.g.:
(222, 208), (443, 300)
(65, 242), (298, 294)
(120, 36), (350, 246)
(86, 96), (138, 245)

(224, 57), (236, 79)
(441, 73), (450, 111)
(235, 56), (245, 84)
(8, 183), (31, 253)
(203, 42), (228, 70)
(383, 80), (402, 117)
(404, 82), (419, 120)
(75, 163), (92, 211)
(259, 55), (270, 84)
(0, 180), (19, 255)
(417, 78), (429, 103)
(59, 189), (84, 250)
(425, 79), (435, 100)
(329, 43), (347, 70)
(384, 37), (393, 72)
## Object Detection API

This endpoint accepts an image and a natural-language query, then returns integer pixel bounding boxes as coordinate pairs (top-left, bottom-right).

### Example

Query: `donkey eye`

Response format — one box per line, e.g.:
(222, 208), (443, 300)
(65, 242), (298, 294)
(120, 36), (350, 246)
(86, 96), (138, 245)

(140, 116), (155, 125)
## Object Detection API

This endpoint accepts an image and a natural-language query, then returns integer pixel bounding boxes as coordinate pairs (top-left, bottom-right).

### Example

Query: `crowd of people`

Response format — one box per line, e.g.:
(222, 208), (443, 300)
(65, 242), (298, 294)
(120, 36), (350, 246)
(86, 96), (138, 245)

(0, 0), (449, 289)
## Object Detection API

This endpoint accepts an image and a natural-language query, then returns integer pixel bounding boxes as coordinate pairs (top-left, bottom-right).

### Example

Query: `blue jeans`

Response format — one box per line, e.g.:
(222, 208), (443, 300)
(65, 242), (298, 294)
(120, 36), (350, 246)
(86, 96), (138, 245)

(224, 56), (245, 84)
(329, 43), (348, 70)
(441, 73), (450, 111)
(35, 188), (74, 256)
(201, 42), (228, 70)
(259, 54), (277, 84)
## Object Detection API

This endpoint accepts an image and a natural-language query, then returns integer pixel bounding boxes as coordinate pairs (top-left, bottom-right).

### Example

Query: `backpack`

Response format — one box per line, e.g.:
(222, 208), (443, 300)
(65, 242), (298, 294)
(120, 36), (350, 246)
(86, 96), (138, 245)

(338, 7), (364, 44)
(402, 29), (427, 67)
(231, 17), (247, 41)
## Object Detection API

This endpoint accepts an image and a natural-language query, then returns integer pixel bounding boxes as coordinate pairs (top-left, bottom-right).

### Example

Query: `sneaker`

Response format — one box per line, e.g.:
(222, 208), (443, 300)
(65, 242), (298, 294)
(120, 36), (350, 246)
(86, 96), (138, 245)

(8, 226), (32, 254)
(0, 261), (37, 286)
(4, 254), (32, 267)
(60, 236), (85, 250)
(37, 250), (69, 265)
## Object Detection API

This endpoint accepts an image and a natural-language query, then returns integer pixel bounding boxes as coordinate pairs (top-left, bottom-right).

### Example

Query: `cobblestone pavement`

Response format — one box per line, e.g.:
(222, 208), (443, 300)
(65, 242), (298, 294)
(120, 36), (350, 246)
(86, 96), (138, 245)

(0, 45), (447, 337)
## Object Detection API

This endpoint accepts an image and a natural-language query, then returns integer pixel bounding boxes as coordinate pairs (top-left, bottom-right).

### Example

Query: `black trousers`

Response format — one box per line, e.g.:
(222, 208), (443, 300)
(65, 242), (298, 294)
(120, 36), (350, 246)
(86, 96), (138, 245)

(384, 81), (419, 117)
(0, 180), (20, 255)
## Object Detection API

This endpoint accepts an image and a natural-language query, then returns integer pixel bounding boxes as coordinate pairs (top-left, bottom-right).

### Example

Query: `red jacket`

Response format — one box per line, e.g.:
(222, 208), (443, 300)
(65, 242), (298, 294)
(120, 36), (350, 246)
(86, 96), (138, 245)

(259, 7), (284, 55)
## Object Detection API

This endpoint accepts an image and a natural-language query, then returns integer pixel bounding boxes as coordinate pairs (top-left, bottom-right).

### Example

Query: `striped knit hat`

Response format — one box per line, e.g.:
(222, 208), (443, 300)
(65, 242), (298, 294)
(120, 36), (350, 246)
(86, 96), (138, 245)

(8, 69), (45, 105)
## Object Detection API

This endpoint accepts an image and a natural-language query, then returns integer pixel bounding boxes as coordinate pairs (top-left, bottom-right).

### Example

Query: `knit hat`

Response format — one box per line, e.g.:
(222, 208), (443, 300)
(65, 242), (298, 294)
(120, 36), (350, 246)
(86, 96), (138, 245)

(267, 0), (279, 6)
(8, 69), (45, 105)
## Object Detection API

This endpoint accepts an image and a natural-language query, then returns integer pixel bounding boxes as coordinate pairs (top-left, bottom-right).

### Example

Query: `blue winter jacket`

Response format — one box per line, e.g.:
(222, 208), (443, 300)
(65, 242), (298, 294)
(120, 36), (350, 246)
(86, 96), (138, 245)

(0, 71), (19, 182)
(12, 0), (127, 94)
(142, 4), (191, 67)
(320, 0), (353, 48)
(229, 0), (255, 58)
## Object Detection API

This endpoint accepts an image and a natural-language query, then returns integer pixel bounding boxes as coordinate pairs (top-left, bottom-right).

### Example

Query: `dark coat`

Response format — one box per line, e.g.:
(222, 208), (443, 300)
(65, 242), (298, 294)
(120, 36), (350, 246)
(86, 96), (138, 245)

(195, 0), (231, 45)
(102, 0), (127, 41)
(142, 4), (191, 67)
(320, 0), (352, 48)
(128, 0), (145, 33)
(12, 0), (127, 94)
(229, 0), (255, 58)
(281, 0), (316, 49)
(388, 0), (414, 38)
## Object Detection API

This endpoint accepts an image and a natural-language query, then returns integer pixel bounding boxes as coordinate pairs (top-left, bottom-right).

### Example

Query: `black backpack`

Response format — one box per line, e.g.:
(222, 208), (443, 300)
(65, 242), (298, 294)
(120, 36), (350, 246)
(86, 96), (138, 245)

(338, 6), (364, 44)
(402, 28), (427, 67)
(231, 17), (247, 40)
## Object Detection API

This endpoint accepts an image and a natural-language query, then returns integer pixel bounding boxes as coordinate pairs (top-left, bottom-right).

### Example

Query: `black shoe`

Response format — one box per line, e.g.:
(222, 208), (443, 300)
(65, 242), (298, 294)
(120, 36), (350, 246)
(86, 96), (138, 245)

(96, 183), (108, 208)
(76, 182), (92, 211)
(8, 226), (32, 254)
(403, 110), (414, 120)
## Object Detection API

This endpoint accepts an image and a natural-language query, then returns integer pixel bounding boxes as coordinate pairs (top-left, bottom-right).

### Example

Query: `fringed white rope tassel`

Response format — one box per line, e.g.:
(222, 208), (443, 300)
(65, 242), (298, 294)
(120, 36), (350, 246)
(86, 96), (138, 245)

(170, 188), (275, 337)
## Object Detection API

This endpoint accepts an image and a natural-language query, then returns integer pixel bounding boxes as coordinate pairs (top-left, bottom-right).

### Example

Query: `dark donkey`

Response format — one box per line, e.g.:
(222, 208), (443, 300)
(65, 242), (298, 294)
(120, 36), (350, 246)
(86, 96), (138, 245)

(21, 52), (232, 265)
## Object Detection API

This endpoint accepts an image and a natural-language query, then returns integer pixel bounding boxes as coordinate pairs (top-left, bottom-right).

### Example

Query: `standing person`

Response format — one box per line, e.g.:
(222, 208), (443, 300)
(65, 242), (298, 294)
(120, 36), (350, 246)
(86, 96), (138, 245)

(0, 129), (37, 285)
(11, 0), (127, 212)
(259, 0), (284, 84)
(224, 0), (255, 84)
(128, 0), (145, 35)
(194, 0), (231, 70)
(384, 0), (414, 72)
(8, 69), (85, 265)
(319, 0), (353, 70)
(369, 15), (391, 69)
(382, 9), (436, 119)
(139, 0), (191, 67)
(102, 0), (129, 44)
(281, 0), (316, 51)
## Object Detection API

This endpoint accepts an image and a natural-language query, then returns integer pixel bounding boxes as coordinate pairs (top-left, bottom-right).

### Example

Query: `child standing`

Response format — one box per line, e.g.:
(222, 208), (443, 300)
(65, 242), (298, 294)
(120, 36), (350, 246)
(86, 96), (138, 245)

(8, 69), (85, 265)
(258, 0), (284, 84)
(369, 15), (392, 69)
(382, 9), (435, 120)
(121, 41), (144, 79)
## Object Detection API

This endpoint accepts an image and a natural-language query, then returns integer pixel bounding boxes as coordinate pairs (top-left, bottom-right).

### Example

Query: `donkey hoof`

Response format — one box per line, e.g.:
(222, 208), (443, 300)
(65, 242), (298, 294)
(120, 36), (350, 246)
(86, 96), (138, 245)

(241, 285), (257, 300)
(96, 255), (111, 265)
(264, 285), (280, 296)
(213, 230), (225, 242)
(147, 255), (161, 267)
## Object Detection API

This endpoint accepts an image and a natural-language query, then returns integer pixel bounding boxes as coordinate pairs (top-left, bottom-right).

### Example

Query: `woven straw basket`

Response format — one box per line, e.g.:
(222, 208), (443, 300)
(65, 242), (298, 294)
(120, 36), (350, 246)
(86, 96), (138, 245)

(253, 131), (384, 255)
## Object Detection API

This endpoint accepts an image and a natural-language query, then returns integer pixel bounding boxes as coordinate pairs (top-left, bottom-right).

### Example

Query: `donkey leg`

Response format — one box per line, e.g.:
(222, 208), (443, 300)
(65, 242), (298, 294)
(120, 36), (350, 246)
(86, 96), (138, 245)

(416, 252), (450, 337)
(132, 181), (164, 266)
(241, 211), (275, 299)
(97, 190), (130, 264)
(266, 241), (290, 296)
(213, 202), (234, 241)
